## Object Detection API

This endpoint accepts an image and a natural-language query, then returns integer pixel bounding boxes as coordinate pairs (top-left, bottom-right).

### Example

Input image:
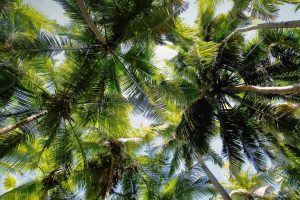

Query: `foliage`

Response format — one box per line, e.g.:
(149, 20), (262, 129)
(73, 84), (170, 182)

(0, 0), (300, 199)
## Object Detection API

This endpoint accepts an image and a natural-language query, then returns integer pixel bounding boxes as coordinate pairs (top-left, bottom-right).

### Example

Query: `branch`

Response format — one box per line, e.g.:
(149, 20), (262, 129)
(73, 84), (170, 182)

(223, 85), (300, 95)
(214, 20), (300, 68)
(224, 20), (300, 43)
(76, 0), (107, 46)
(0, 110), (48, 135)
(196, 153), (232, 200)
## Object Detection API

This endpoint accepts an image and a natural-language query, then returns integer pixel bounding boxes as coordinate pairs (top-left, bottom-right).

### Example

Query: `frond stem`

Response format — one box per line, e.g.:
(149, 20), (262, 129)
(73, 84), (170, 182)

(223, 84), (300, 95)
(76, 0), (107, 46)
(0, 110), (48, 135)
(224, 20), (300, 43)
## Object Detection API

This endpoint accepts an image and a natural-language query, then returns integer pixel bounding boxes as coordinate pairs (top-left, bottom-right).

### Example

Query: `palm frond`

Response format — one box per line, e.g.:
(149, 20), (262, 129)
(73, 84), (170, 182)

(0, 131), (29, 158)
(7, 32), (71, 60)
(0, 180), (42, 200)
(250, 0), (280, 20)
(176, 97), (216, 154)
(238, 93), (300, 136)
(0, 0), (17, 17)
(54, 0), (85, 23)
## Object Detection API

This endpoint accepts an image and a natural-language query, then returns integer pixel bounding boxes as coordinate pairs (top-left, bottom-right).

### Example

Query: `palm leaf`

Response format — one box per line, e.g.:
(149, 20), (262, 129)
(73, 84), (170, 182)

(0, 180), (42, 200)
(176, 97), (216, 154)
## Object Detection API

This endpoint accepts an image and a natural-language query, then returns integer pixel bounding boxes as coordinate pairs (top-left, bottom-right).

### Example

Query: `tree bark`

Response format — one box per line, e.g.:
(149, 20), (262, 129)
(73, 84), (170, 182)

(223, 85), (300, 95)
(0, 110), (48, 135)
(224, 20), (300, 42)
(104, 156), (116, 200)
(196, 154), (232, 200)
(76, 0), (107, 46)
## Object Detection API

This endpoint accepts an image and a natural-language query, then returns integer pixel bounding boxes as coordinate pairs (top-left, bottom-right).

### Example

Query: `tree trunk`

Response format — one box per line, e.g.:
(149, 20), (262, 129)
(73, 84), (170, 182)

(196, 154), (232, 200)
(104, 156), (116, 200)
(224, 20), (300, 42)
(0, 110), (48, 135)
(76, 0), (107, 46)
(223, 85), (300, 95)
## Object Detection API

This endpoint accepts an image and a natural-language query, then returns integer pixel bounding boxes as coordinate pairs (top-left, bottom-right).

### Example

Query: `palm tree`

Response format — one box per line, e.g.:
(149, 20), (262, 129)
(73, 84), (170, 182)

(0, 1), (187, 199)
(165, 0), (300, 199)
(164, 135), (227, 200)
(0, 123), (216, 200)
(0, 0), (70, 135)
(111, 134), (217, 200)
(0, 0), (185, 134)
(0, 123), (144, 199)
(225, 167), (274, 200)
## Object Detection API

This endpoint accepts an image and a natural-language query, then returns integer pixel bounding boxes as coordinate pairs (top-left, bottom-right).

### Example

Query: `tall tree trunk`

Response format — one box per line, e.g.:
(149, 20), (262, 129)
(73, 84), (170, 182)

(224, 20), (300, 42)
(0, 110), (48, 135)
(196, 154), (232, 200)
(223, 85), (300, 95)
(76, 0), (107, 46)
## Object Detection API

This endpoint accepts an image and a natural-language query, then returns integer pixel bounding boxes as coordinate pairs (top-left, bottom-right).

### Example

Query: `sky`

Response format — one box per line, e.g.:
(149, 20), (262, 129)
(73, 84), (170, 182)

(23, 0), (300, 26)
(1, 0), (300, 196)
(24, 0), (70, 25)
